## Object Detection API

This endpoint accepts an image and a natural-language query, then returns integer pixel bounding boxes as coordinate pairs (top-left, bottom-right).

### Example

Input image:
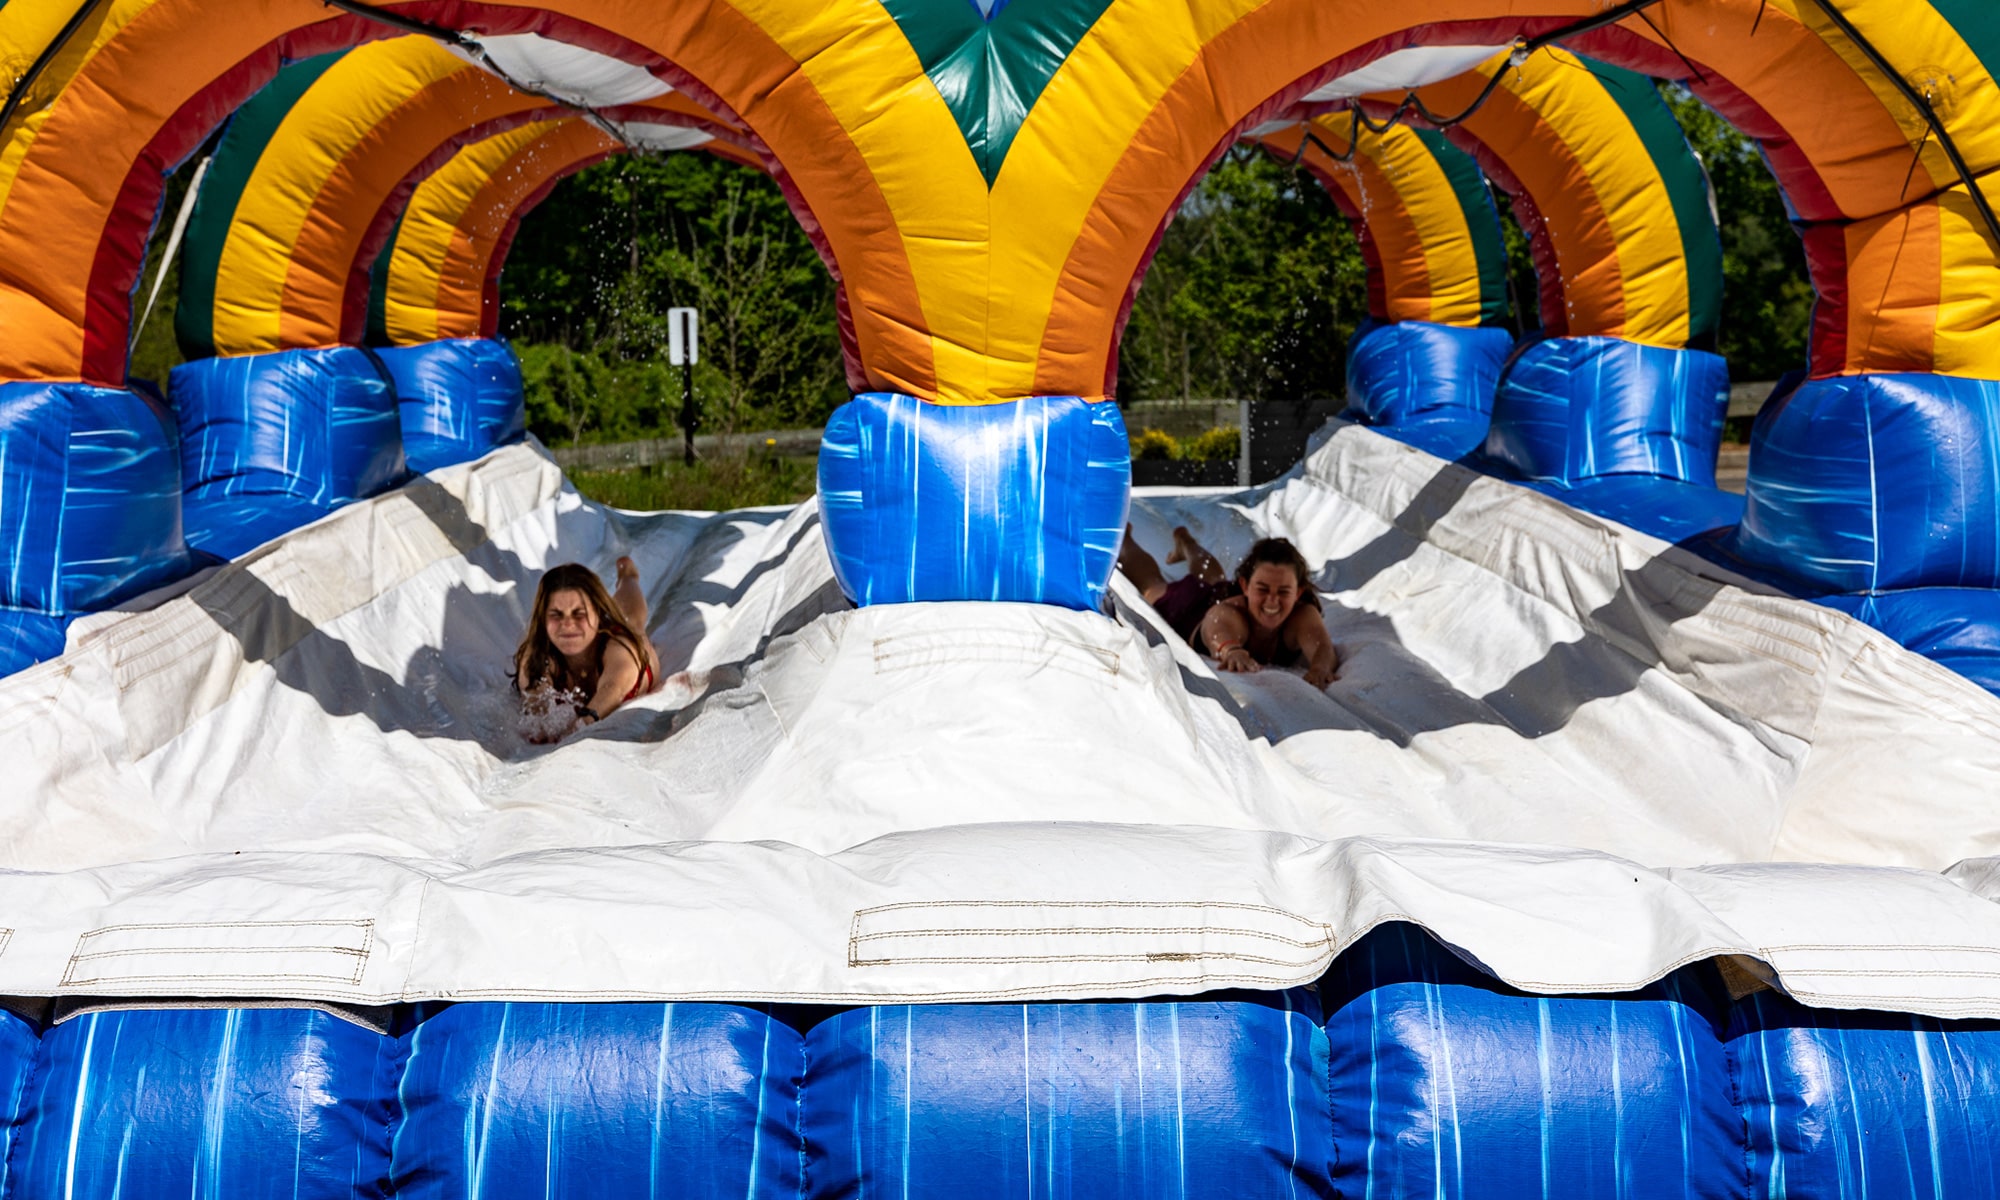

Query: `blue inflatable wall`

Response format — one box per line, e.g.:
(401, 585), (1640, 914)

(801, 996), (1331, 1198)
(1322, 925), (1739, 1199)
(0, 381), (189, 675)
(392, 1002), (801, 1198)
(376, 338), (528, 475)
(1730, 992), (2000, 1197)
(819, 393), (1130, 609)
(4, 934), (2000, 1197)
(1483, 336), (1743, 543)
(1728, 373), (2000, 693)
(1343, 318), (1514, 460)
(170, 346), (407, 560)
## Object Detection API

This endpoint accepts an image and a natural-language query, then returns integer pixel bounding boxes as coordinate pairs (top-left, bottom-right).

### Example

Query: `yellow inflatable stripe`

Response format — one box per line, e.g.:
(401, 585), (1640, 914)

(0, 0), (154, 224)
(1490, 49), (1692, 348)
(1787, 0), (1995, 206)
(992, 0), (1269, 402)
(1932, 180), (2000, 378)
(210, 37), (471, 356)
(383, 122), (561, 347)
(1373, 128), (1487, 328)
(731, 0), (990, 401)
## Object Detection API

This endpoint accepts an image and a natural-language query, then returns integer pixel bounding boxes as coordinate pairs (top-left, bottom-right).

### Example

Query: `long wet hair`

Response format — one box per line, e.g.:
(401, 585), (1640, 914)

(1234, 538), (1319, 596)
(513, 562), (649, 696)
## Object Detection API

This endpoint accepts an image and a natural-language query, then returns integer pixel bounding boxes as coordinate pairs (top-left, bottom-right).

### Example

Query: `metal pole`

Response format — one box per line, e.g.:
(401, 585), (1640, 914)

(679, 359), (697, 466)
(1238, 399), (1251, 488)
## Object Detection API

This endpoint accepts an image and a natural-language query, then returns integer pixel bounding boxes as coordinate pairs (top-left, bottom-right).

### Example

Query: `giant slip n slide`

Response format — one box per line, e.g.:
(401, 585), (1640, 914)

(4, 427), (1999, 1195)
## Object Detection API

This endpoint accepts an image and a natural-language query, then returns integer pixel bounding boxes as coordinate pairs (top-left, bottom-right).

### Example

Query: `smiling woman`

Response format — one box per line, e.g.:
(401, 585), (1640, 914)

(511, 556), (660, 740)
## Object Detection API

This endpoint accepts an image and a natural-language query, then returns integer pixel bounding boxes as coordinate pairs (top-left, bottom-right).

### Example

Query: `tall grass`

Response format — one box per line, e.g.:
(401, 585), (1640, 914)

(568, 452), (818, 512)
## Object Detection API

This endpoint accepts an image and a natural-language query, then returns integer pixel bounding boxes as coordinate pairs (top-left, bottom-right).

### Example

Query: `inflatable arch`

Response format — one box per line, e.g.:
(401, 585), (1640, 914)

(1342, 45), (1739, 540)
(1249, 118), (1517, 459)
(5, 1), (2000, 1193)
(158, 36), (754, 554)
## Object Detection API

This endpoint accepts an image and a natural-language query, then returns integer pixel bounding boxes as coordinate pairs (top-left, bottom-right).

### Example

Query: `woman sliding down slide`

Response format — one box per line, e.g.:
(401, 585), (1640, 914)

(1120, 529), (1340, 687)
(513, 557), (663, 742)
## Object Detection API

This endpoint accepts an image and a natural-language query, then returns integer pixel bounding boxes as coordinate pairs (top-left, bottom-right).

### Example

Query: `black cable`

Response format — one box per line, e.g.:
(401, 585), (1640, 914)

(0, 0), (109, 137)
(1293, 112), (1362, 166)
(318, 0), (474, 46)
(1797, 0), (2000, 250)
(1347, 0), (1670, 134)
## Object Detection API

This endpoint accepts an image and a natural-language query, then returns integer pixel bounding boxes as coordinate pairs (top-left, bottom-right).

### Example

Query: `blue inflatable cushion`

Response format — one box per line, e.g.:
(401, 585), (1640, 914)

(801, 996), (1332, 1199)
(818, 393), (1130, 609)
(391, 1001), (802, 1198)
(1321, 924), (1739, 1200)
(1729, 990), (2000, 1198)
(171, 346), (406, 559)
(0, 381), (189, 674)
(1732, 373), (2000, 594)
(1344, 318), (1514, 461)
(8, 1007), (398, 1199)
(377, 338), (527, 474)
(1485, 337), (1730, 487)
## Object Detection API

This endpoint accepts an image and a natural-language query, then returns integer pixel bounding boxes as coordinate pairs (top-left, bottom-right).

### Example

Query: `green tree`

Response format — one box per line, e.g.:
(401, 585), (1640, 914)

(1659, 83), (1813, 380)
(501, 152), (847, 443)
(1117, 150), (1367, 403)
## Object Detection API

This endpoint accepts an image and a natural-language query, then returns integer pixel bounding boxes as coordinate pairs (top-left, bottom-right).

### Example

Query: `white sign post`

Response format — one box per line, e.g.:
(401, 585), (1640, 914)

(669, 307), (699, 464)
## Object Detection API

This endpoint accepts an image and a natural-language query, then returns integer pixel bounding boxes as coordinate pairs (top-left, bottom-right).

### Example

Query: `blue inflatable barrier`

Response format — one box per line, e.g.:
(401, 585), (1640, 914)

(1724, 373), (2000, 694)
(1820, 589), (2000, 695)
(13, 984), (2000, 1198)
(1343, 318), (1514, 460)
(9, 1007), (397, 1199)
(1321, 925), (1739, 1200)
(1729, 991), (2000, 1198)
(170, 346), (407, 560)
(0, 381), (190, 675)
(801, 997), (1333, 1199)
(1534, 475), (1746, 545)
(1733, 373), (2000, 595)
(393, 1001), (801, 1199)
(376, 338), (528, 474)
(0, 1007), (37, 1188)
(1486, 336), (1732, 488)
(818, 393), (1130, 609)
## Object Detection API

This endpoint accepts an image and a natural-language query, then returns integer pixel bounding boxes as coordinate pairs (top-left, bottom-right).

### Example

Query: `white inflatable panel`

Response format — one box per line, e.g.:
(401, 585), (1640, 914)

(453, 33), (673, 107)
(1302, 44), (1513, 102)
(7, 428), (2000, 1016)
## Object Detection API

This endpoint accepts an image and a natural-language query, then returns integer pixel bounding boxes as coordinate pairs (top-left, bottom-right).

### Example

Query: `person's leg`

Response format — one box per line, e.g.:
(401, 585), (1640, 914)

(1166, 526), (1226, 585)
(1118, 528), (1170, 604)
(613, 556), (649, 631)
(613, 556), (662, 688)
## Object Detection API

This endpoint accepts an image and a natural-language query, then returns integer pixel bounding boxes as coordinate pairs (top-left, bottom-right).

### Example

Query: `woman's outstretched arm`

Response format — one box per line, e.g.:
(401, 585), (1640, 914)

(1197, 602), (1260, 673)
(1286, 605), (1340, 687)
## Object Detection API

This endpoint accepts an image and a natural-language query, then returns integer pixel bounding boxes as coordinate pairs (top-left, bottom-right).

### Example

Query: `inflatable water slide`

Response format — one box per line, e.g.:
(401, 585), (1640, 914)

(3, 0), (2000, 1195)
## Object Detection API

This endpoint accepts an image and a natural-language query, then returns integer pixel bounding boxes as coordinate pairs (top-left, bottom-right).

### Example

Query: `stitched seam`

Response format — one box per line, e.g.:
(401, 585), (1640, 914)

(852, 926), (1329, 947)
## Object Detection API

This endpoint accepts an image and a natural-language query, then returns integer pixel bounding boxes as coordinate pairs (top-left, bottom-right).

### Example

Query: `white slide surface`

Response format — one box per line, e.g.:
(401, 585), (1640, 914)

(7, 427), (2000, 1016)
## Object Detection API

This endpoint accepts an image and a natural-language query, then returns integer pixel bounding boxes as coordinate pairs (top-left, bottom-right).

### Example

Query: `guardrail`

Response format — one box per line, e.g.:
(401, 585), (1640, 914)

(548, 382), (1781, 480)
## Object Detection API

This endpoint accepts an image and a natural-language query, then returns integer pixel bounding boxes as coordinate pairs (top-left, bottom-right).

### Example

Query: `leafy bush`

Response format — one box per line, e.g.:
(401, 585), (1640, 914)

(1181, 426), (1241, 462)
(1129, 427), (1180, 460)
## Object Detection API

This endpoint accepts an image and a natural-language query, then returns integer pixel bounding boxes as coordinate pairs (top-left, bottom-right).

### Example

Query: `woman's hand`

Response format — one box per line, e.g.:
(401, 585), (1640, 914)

(1215, 644), (1261, 673)
(1303, 656), (1337, 688)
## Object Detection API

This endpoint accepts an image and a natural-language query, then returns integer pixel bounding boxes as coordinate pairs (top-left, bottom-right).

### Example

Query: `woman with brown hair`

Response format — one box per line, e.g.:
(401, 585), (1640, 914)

(514, 556), (662, 741)
(1120, 529), (1339, 687)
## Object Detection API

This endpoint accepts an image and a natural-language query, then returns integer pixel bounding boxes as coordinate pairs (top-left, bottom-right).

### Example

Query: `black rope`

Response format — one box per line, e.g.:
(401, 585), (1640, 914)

(1797, 0), (2000, 250)
(0, 0), (109, 138)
